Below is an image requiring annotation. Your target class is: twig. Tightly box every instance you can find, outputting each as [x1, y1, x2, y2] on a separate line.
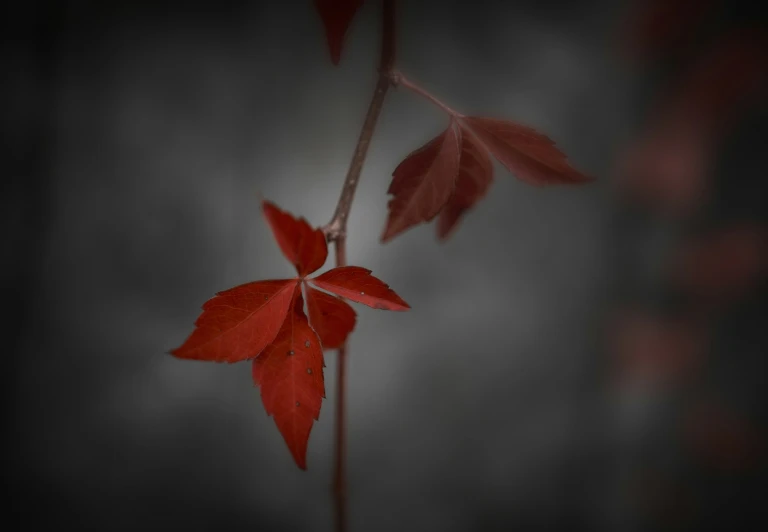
[327, 2, 396, 532]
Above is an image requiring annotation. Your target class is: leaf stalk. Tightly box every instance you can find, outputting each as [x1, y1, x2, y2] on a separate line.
[389, 70, 464, 118]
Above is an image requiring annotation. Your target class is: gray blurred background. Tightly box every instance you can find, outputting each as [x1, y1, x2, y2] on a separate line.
[5, 1, 767, 531]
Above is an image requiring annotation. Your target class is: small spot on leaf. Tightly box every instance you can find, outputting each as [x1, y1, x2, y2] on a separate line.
[288, 350, 294, 356]
[307, 368, 312, 375]
[304, 340, 311, 348]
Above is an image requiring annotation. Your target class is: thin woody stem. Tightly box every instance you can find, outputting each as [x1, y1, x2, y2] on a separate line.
[329, 2, 396, 532]
[324, 74, 391, 240]
[325, 0, 397, 241]
[332, 237, 348, 532]
[389, 70, 463, 118]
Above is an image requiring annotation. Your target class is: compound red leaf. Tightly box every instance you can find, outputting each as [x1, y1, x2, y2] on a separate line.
[304, 283, 356, 349]
[253, 291, 325, 470]
[171, 279, 297, 363]
[462, 117, 592, 186]
[309, 266, 409, 311]
[437, 126, 494, 240]
[381, 121, 462, 242]
[262, 201, 327, 277]
[314, 0, 363, 65]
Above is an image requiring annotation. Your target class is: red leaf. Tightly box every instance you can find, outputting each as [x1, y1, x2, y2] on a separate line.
[613, 33, 768, 216]
[620, 0, 714, 61]
[436, 126, 494, 240]
[462, 117, 592, 186]
[684, 401, 765, 472]
[173, 197, 411, 470]
[381, 121, 462, 242]
[253, 291, 325, 470]
[171, 279, 297, 363]
[304, 283, 356, 349]
[671, 224, 768, 304]
[609, 310, 707, 385]
[615, 119, 712, 215]
[310, 266, 410, 311]
[262, 201, 327, 277]
[314, 0, 363, 65]
[665, 32, 768, 130]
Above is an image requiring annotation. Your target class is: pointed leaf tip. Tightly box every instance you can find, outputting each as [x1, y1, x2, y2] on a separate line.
[462, 117, 593, 186]
[170, 279, 298, 363]
[310, 266, 410, 311]
[262, 200, 328, 277]
[314, 0, 363, 65]
[381, 121, 462, 242]
[253, 290, 325, 469]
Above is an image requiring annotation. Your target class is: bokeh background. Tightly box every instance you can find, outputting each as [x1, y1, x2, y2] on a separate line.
[5, 1, 767, 530]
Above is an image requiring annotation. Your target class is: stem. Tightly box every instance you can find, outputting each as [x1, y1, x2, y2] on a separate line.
[332, 237, 348, 532]
[328, 2, 396, 532]
[390, 70, 463, 118]
[324, 1, 397, 241]
[324, 74, 391, 240]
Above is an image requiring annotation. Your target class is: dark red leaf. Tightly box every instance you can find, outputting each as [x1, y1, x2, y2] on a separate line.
[314, 0, 363, 65]
[684, 401, 765, 472]
[609, 310, 707, 384]
[262, 201, 327, 277]
[436, 125, 494, 240]
[304, 283, 356, 349]
[620, 0, 714, 61]
[613, 33, 767, 216]
[671, 224, 768, 304]
[253, 291, 325, 470]
[659, 32, 768, 132]
[615, 119, 712, 215]
[381, 121, 462, 242]
[310, 266, 409, 311]
[462, 117, 592, 186]
[171, 279, 298, 363]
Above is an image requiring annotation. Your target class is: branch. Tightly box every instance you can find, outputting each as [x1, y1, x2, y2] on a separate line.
[328, 2, 396, 532]
[324, 2, 397, 242]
